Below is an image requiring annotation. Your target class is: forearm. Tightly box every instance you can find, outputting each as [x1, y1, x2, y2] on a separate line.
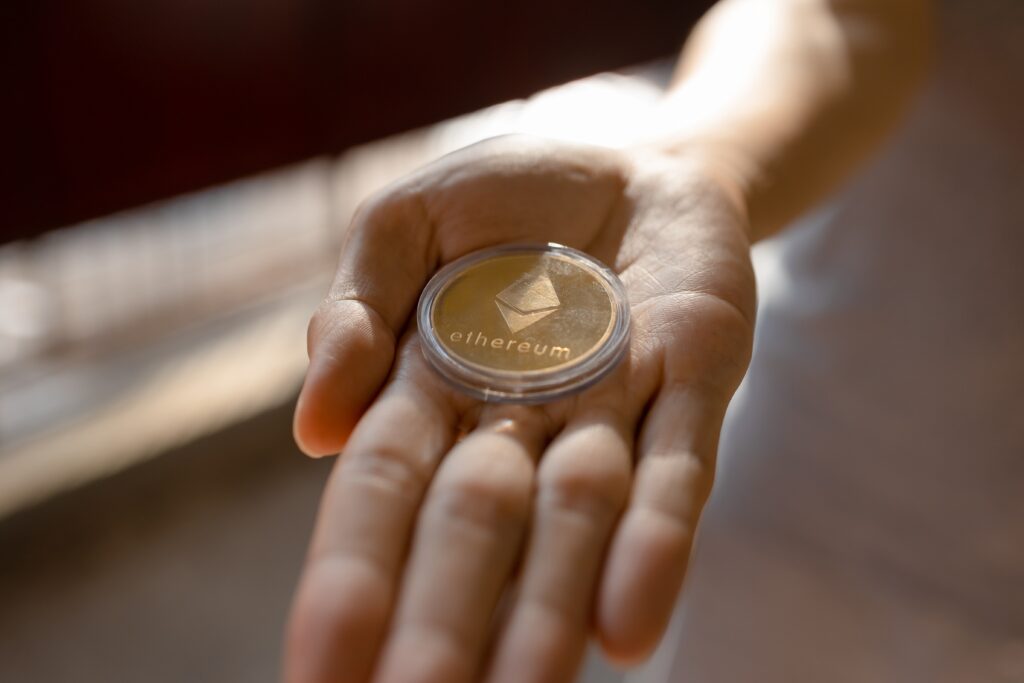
[646, 0, 932, 241]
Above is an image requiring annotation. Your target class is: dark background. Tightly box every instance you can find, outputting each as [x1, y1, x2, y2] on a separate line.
[3, 0, 708, 241]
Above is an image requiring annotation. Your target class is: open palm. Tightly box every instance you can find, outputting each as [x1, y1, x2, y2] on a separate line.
[286, 135, 755, 683]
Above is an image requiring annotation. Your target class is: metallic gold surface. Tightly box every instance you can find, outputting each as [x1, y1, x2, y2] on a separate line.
[432, 252, 616, 374]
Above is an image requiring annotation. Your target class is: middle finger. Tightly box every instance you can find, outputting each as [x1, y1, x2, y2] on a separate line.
[371, 404, 551, 683]
[483, 404, 634, 683]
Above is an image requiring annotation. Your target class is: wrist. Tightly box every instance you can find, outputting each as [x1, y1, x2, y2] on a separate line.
[625, 138, 758, 246]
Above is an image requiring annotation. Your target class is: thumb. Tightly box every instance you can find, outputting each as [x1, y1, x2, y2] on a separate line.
[294, 189, 437, 456]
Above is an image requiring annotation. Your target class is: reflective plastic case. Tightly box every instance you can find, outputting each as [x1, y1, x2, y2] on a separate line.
[417, 243, 630, 402]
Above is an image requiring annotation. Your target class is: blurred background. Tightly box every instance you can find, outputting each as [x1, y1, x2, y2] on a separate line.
[0, 1, 708, 681]
[5, 2, 1023, 682]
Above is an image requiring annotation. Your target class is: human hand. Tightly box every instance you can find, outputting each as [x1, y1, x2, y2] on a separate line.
[285, 135, 755, 683]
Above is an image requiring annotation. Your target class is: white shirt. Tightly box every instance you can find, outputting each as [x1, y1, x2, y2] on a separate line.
[644, 2, 1024, 680]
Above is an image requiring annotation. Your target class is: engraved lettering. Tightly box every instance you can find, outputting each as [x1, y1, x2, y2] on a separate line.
[445, 333, 573, 362]
[550, 346, 571, 360]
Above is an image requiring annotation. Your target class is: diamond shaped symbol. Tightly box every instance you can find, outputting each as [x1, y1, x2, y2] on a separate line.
[495, 271, 560, 333]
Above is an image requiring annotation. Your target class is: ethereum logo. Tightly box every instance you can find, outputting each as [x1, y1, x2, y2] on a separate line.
[495, 271, 561, 333]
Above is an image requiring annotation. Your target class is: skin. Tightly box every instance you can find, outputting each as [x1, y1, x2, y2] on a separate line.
[285, 1, 931, 681]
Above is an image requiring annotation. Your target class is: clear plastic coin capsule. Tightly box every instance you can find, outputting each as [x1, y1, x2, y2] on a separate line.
[417, 243, 631, 403]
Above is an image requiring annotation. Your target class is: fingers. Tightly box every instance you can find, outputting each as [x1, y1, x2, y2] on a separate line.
[595, 382, 728, 663]
[371, 405, 551, 683]
[284, 354, 459, 683]
[294, 189, 438, 456]
[586, 274, 752, 661]
[482, 404, 634, 683]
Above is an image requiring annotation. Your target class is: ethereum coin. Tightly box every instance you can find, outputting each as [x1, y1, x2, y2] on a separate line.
[417, 243, 631, 402]
[495, 271, 561, 333]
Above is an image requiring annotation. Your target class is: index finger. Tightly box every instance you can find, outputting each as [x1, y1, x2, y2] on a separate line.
[285, 341, 461, 683]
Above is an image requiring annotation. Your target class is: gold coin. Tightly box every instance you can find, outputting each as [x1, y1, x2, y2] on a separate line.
[418, 244, 630, 402]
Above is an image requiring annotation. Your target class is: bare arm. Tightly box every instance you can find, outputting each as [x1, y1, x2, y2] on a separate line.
[285, 3, 934, 682]
[650, 0, 932, 240]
